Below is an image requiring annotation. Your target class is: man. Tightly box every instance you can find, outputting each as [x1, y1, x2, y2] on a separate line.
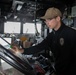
[11, 7, 76, 75]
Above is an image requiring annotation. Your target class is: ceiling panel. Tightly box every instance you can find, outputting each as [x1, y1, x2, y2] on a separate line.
[0, 0, 75, 23]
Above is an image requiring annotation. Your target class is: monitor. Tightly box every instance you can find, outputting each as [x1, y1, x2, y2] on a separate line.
[0, 37, 12, 49]
[23, 23, 41, 34]
[4, 21, 21, 34]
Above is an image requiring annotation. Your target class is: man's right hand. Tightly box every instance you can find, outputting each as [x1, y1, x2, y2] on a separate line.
[10, 46, 24, 54]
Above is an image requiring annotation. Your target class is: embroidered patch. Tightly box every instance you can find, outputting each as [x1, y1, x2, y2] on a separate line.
[60, 38, 64, 46]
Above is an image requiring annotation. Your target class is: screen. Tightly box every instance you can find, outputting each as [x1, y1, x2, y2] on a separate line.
[4, 22, 21, 33]
[23, 23, 41, 34]
[23, 23, 35, 34]
[0, 37, 12, 49]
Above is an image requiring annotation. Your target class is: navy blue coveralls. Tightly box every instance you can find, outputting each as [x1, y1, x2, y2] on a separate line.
[23, 22, 76, 75]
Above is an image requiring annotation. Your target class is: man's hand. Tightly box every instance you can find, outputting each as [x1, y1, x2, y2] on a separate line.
[10, 46, 24, 54]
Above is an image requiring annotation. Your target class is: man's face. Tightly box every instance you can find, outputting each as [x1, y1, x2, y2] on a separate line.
[44, 16, 60, 30]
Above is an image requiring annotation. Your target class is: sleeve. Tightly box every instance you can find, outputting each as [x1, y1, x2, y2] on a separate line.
[23, 33, 53, 55]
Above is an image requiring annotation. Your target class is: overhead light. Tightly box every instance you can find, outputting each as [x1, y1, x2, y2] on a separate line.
[17, 4, 22, 11]
[33, 19, 40, 22]
[14, 15, 17, 19]
[4, 16, 7, 19]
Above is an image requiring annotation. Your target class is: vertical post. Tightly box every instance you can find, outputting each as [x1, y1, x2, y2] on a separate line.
[20, 22, 23, 34]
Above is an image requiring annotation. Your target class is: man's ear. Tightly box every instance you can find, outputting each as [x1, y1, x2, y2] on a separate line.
[56, 16, 61, 21]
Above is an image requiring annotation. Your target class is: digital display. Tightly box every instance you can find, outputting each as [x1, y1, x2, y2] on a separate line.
[0, 37, 11, 49]
[23, 23, 41, 34]
[4, 22, 21, 33]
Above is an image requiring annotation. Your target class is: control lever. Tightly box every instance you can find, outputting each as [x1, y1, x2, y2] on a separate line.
[0, 44, 36, 75]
